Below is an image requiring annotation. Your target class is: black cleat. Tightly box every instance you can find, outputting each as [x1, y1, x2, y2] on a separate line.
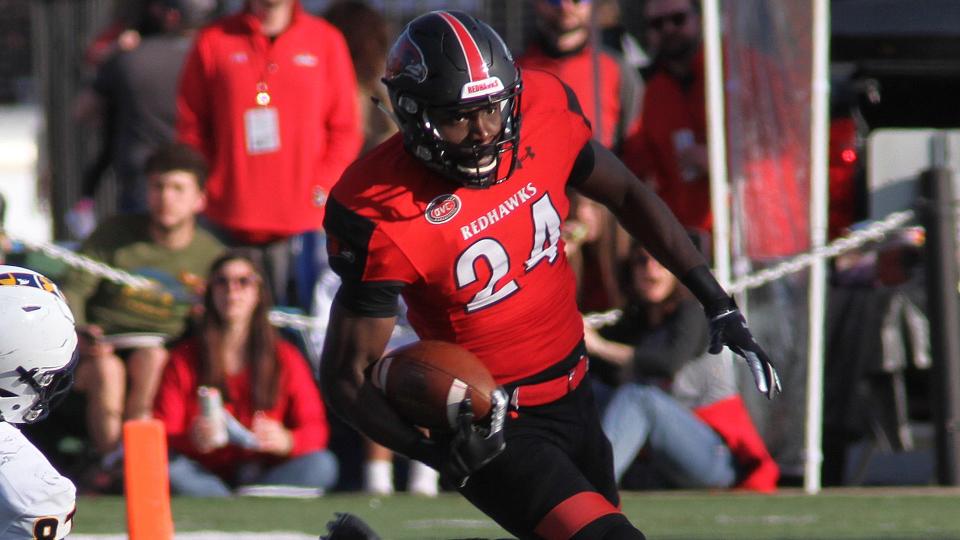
[321, 512, 381, 540]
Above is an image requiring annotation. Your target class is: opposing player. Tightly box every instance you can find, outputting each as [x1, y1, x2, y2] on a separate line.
[320, 11, 780, 539]
[0, 266, 79, 539]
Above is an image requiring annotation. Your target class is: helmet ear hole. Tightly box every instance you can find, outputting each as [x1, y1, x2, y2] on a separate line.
[398, 96, 418, 114]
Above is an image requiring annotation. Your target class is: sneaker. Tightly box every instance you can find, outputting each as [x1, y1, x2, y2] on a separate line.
[407, 460, 439, 497]
[362, 460, 393, 496]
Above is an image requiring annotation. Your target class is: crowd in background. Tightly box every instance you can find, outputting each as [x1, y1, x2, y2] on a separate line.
[4, 0, 927, 497]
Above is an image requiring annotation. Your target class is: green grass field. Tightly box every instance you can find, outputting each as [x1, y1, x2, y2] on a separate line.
[71, 488, 960, 539]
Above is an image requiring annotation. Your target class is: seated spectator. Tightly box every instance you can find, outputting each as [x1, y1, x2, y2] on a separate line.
[58, 143, 224, 488]
[154, 249, 338, 497]
[584, 244, 778, 491]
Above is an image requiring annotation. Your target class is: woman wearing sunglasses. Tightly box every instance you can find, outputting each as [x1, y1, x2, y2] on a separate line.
[154, 249, 338, 496]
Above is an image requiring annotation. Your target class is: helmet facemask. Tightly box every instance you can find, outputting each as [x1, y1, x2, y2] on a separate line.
[8, 349, 78, 424]
[404, 86, 523, 189]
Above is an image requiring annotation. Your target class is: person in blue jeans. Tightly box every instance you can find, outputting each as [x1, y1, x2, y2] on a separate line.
[154, 250, 338, 496]
[584, 244, 778, 491]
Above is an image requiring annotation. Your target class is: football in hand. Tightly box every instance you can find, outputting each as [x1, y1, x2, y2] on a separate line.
[370, 340, 497, 432]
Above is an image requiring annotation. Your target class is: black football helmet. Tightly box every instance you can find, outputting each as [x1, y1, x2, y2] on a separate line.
[383, 10, 523, 189]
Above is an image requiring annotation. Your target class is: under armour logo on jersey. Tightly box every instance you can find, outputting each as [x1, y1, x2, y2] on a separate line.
[425, 194, 462, 225]
[515, 146, 536, 169]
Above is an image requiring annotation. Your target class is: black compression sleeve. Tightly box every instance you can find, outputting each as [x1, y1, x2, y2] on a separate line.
[567, 142, 596, 187]
[680, 265, 734, 317]
[333, 281, 403, 318]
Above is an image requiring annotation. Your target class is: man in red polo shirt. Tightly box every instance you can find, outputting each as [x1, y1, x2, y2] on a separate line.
[177, 0, 362, 308]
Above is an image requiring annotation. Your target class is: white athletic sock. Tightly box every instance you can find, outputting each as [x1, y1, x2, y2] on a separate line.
[363, 459, 394, 495]
[407, 460, 439, 497]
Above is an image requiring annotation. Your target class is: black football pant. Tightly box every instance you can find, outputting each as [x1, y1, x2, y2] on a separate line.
[458, 350, 644, 539]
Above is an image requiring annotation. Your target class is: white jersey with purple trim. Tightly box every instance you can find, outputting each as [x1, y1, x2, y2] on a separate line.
[0, 422, 75, 539]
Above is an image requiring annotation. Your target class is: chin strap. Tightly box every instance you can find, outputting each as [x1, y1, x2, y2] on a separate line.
[371, 96, 403, 132]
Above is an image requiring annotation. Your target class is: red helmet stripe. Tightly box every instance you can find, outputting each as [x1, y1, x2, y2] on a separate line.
[437, 12, 488, 82]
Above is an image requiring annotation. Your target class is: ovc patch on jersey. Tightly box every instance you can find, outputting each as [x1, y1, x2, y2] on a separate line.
[425, 194, 462, 224]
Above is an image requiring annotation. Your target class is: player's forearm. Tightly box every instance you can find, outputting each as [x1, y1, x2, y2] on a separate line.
[352, 382, 435, 463]
[322, 368, 430, 462]
[616, 177, 708, 278]
[318, 308, 430, 464]
[578, 141, 708, 278]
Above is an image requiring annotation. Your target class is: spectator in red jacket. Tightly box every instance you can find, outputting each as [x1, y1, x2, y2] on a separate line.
[622, 0, 808, 260]
[154, 249, 337, 496]
[177, 0, 363, 310]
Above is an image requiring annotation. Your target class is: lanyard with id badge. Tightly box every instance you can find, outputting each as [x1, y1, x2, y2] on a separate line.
[245, 78, 281, 154]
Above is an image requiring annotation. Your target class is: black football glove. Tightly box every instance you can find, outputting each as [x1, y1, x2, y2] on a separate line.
[321, 512, 381, 540]
[708, 299, 782, 399]
[426, 388, 507, 488]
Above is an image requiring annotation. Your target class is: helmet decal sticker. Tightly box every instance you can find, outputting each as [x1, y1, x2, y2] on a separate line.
[385, 28, 428, 83]
[0, 272, 65, 300]
[437, 11, 488, 82]
[425, 194, 463, 224]
[461, 76, 504, 100]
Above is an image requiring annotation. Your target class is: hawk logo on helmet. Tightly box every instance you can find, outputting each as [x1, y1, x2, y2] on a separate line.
[385, 29, 427, 84]
[425, 194, 462, 224]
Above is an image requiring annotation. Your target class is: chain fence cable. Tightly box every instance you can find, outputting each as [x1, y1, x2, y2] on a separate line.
[584, 209, 916, 327]
[727, 209, 915, 294]
[6, 208, 916, 332]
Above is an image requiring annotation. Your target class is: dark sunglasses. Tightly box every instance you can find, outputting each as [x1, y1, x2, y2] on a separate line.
[544, 0, 590, 6]
[211, 275, 259, 289]
[649, 11, 689, 31]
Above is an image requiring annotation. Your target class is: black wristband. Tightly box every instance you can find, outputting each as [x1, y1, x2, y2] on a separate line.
[681, 265, 734, 317]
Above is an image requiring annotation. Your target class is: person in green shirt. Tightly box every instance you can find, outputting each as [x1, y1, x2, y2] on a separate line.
[60, 143, 224, 474]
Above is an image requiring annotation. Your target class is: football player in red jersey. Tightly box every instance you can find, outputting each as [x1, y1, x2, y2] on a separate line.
[319, 10, 780, 540]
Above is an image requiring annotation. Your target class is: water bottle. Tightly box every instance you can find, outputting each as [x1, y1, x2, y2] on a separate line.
[197, 386, 228, 449]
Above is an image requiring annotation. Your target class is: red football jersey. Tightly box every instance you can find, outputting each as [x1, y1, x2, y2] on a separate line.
[325, 70, 593, 384]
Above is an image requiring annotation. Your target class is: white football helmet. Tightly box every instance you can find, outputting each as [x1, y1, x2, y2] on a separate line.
[0, 265, 78, 424]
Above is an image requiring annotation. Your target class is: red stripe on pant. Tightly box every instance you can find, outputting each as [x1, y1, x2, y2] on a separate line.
[534, 491, 621, 539]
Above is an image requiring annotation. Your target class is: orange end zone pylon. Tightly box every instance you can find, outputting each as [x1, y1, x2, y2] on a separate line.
[123, 418, 174, 540]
